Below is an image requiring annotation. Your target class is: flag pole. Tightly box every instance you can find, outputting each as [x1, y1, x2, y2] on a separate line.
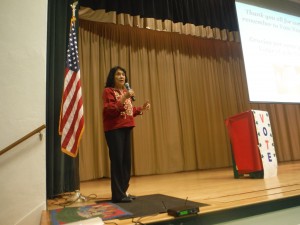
[63, 1, 87, 204]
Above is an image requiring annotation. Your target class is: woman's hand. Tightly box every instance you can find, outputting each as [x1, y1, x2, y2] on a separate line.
[124, 89, 134, 99]
[142, 100, 151, 111]
[121, 89, 135, 104]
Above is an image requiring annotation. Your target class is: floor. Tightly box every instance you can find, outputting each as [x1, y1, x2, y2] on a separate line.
[43, 161, 300, 225]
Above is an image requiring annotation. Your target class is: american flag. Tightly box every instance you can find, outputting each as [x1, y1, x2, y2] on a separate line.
[59, 17, 84, 157]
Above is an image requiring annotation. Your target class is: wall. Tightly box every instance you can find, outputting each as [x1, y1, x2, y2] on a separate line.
[0, 0, 47, 224]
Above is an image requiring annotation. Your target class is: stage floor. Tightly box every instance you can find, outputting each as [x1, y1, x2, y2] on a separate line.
[44, 161, 300, 225]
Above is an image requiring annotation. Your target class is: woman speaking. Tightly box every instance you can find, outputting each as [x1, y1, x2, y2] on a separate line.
[102, 66, 150, 203]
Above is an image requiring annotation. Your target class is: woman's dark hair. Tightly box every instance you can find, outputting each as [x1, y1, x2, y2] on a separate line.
[105, 66, 127, 88]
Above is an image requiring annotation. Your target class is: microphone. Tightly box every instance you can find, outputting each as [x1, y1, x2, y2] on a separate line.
[124, 82, 136, 101]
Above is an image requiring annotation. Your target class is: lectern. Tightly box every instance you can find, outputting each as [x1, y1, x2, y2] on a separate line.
[225, 110, 277, 178]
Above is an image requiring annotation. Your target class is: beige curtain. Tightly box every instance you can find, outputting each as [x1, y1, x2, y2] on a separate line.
[79, 8, 240, 42]
[78, 19, 300, 181]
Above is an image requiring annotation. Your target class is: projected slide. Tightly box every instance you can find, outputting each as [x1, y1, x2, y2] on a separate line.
[236, 2, 300, 103]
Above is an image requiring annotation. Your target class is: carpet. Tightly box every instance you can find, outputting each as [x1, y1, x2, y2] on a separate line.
[96, 194, 208, 219]
[50, 202, 132, 225]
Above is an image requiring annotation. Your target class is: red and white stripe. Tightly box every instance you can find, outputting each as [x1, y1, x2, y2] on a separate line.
[59, 68, 84, 157]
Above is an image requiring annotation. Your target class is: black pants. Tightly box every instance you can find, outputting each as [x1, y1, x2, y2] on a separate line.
[105, 127, 132, 201]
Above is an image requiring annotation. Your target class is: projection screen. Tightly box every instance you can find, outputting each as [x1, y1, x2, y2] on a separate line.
[235, 1, 300, 103]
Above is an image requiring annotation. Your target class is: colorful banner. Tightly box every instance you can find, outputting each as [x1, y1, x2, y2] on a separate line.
[252, 110, 278, 178]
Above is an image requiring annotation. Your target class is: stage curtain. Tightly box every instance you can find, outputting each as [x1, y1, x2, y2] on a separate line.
[77, 20, 251, 180]
[79, 0, 238, 30]
[73, 1, 300, 183]
[79, 8, 240, 42]
[46, 0, 80, 198]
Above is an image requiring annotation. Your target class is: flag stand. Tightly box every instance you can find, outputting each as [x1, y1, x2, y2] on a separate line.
[67, 190, 87, 203]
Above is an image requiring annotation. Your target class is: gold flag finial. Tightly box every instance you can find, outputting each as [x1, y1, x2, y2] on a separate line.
[70, 1, 78, 20]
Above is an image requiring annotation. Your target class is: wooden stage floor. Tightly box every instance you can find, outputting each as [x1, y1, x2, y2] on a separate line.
[44, 161, 300, 225]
